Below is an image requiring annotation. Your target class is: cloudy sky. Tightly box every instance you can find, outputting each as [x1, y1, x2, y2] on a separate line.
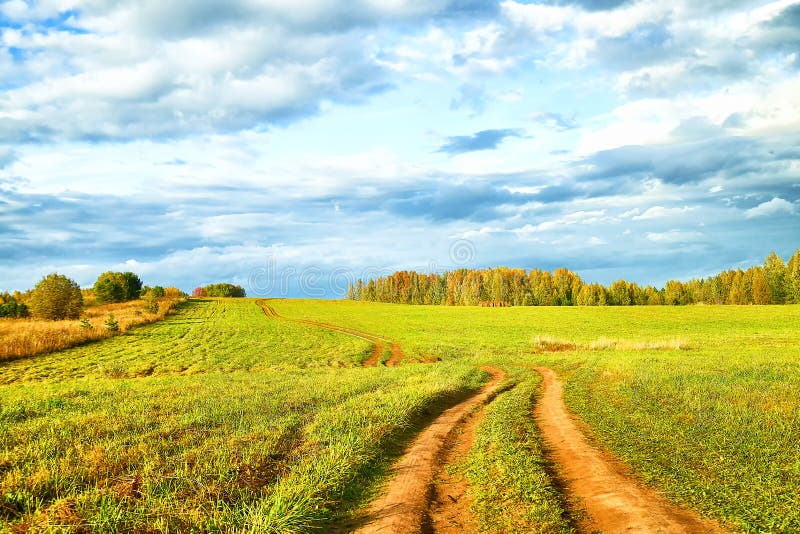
[1, 0, 799, 296]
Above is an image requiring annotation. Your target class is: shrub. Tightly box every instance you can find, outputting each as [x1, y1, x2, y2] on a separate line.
[164, 287, 186, 298]
[149, 286, 166, 298]
[93, 272, 126, 304]
[204, 283, 246, 298]
[93, 272, 144, 304]
[28, 274, 84, 320]
[104, 314, 120, 332]
[0, 293, 29, 318]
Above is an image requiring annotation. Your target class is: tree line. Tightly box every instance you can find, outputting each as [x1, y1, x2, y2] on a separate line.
[346, 249, 800, 306]
[2, 272, 187, 321]
[192, 283, 247, 298]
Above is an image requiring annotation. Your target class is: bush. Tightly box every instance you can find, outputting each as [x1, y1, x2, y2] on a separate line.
[148, 286, 166, 298]
[93, 272, 143, 303]
[204, 283, 246, 298]
[28, 274, 84, 320]
[164, 287, 186, 298]
[0, 293, 29, 318]
[104, 314, 120, 332]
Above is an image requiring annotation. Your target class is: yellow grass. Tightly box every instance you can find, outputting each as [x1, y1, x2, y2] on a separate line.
[531, 334, 691, 353]
[0, 298, 185, 362]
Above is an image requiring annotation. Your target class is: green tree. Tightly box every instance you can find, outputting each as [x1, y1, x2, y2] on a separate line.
[121, 272, 143, 300]
[28, 273, 84, 320]
[787, 249, 800, 304]
[93, 272, 127, 304]
[148, 286, 166, 298]
[751, 268, 770, 305]
[93, 271, 143, 303]
[0, 292, 29, 317]
[763, 252, 787, 304]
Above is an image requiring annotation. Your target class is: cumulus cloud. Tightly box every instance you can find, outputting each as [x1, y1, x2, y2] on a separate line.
[632, 206, 697, 220]
[744, 197, 797, 218]
[646, 230, 704, 243]
[580, 134, 800, 185]
[1, 0, 504, 143]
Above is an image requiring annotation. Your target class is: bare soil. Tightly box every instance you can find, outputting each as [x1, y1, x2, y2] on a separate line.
[427, 402, 485, 533]
[533, 366, 727, 534]
[355, 368, 505, 534]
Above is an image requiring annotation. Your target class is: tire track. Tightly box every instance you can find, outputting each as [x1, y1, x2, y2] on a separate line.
[256, 299, 403, 367]
[355, 367, 505, 534]
[532, 366, 727, 534]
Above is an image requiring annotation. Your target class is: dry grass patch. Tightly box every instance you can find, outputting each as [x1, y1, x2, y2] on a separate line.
[0, 298, 185, 363]
[531, 335, 691, 353]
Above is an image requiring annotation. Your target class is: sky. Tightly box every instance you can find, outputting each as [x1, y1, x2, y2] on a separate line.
[1, 0, 799, 297]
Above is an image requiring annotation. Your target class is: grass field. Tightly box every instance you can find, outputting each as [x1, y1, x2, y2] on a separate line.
[276, 299, 800, 532]
[2, 298, 799, 532]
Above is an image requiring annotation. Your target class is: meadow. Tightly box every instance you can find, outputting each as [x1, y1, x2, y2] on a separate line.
[276, 299, 800, 532]
[2, 298, 799, 532]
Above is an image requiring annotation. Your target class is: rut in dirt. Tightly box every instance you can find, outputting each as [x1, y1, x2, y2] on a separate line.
[256, 299, 403, 367]
[533, 366, 728, 534]
[355, 367, 506, 534]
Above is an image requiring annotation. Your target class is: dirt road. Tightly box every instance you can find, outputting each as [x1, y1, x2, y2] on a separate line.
[533, 366, 726, 534]
[355, 368, 505, 533]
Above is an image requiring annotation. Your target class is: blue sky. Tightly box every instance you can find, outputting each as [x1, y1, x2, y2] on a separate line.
[1, 0, 799, 297]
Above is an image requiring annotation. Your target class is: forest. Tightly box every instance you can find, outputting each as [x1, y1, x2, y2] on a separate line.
[347, 249, 800, 306]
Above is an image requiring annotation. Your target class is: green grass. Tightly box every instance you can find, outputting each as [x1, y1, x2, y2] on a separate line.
[553, 350, 800, 533]
[4, 298, 800, 532]
[277, 300, 800, 532]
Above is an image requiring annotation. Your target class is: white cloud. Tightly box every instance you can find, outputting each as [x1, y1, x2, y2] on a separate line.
[744, 197, 797, 218]
[646, 230, 704, 243]
[513, 210, 609, 235]
[632, 205, 696, 220]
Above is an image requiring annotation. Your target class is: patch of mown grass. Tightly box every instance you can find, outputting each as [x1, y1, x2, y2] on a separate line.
[0, 299, 372, 385]
[465, 365, 574, 533]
